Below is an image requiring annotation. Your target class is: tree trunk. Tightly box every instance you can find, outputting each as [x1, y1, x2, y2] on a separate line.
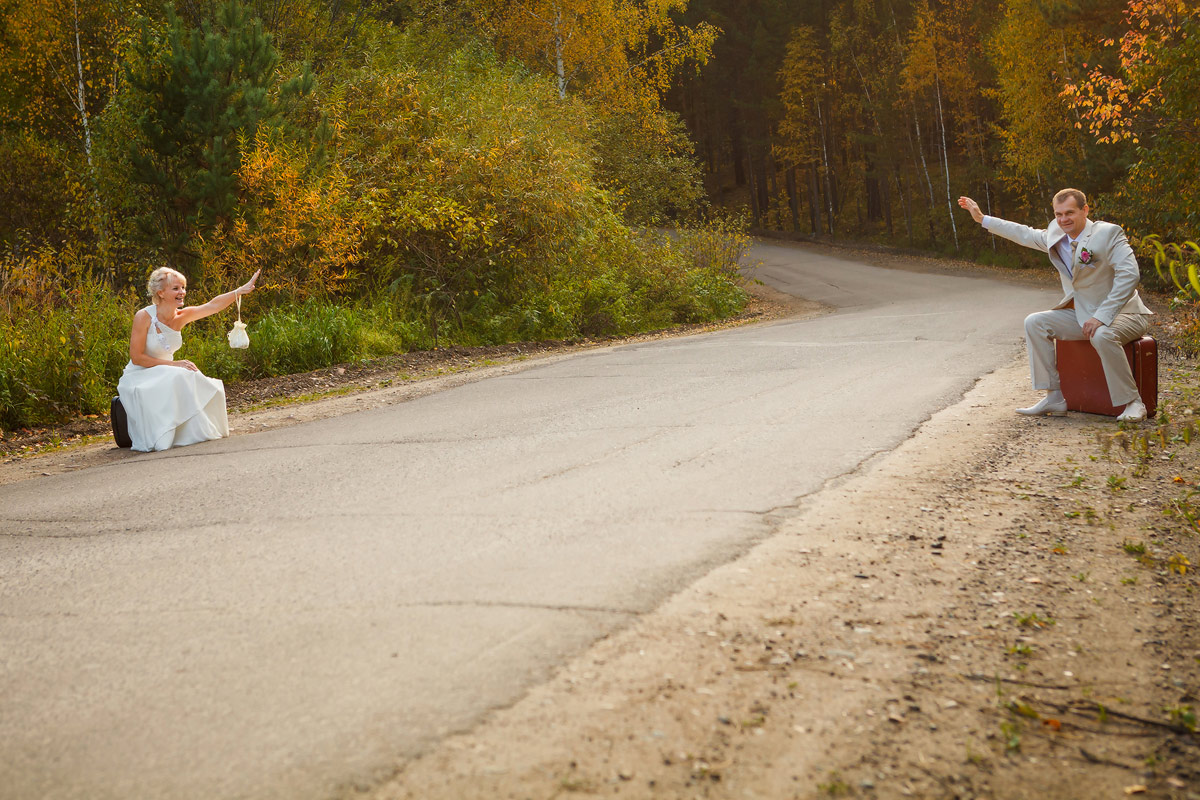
[766, 150, 780, 227]
[731, 115, 747, 187]
[895, 166, 912, 244]
[758, 153, 772, 225]
[71, 0, 108, 257]
[817, 99, 835, 235]
[913, 113, 937, 244]
[553, 8, 567, 99]
[808, 165, 821, 236]
[882, 169, 894, 237]
[932, 62, 959, 251]
[747, 155, 761, 227]
[786, 165, 800, 232]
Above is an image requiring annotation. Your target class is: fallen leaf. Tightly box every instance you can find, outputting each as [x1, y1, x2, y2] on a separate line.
[1124, 786, 1147, 795]
[1167, 777, 1186, 789]
[1042, 718, 1062, 731]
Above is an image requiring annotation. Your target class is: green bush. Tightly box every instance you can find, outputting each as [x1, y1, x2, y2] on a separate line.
[0, 271, 132, 430]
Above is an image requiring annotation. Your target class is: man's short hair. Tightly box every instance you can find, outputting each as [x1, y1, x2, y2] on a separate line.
[1053, 188, 1088, 209]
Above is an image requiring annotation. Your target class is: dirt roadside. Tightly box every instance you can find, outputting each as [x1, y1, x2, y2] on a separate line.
[364, 358, 1200, 800]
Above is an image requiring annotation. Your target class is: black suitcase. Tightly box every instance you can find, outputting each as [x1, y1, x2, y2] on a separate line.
[111, 396, 132, 448]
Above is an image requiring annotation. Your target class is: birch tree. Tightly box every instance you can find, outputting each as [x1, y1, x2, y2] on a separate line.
[476, 0, 717, 114]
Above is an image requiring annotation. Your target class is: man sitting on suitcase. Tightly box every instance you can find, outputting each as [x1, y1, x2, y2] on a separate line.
[958, 189, 1153, 421]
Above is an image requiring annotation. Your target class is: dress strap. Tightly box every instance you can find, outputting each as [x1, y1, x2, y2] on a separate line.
[146, 305, 170, 353]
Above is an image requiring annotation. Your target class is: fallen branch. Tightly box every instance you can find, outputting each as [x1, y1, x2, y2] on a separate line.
[960, 672, 1074, 690]
[1079, 747, 1140, 770]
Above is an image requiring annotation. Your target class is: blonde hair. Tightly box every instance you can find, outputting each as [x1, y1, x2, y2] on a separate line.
[147, 267, 186, 299]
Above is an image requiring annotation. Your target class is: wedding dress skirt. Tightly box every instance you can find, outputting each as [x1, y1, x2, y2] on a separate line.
[117, 305, 229, 452]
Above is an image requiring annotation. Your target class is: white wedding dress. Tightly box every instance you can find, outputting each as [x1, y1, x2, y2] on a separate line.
[117, 305, 229, 452]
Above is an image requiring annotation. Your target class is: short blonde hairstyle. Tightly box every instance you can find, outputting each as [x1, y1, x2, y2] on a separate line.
[147, 267, 186, 299]
[1053, 188, 1088, 210]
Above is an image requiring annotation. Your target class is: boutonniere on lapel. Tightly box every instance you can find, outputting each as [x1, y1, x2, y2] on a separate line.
[1078, 247, 1093, 265]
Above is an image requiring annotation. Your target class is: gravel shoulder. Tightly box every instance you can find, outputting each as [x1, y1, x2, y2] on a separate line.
[369, 356, 1200, 800]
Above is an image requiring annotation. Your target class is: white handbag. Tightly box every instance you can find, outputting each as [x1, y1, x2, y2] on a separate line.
[227, 295, 250, 349]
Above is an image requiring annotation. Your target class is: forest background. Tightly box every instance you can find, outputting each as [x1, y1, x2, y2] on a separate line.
[0, 0, 1197, 432]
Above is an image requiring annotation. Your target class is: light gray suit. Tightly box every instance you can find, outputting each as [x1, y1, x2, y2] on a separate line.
[984, 215, 1152, 406]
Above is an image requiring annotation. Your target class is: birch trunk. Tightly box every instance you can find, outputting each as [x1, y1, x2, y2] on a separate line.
[933, 63, 959, 250]
[786, 165, 800, 231]
[817, 99, 835, 235]
[71, 0, 94, 172]
[71, 0, 107, 251]
[554, 8, 567, 99]
[914, 113, 937, 243]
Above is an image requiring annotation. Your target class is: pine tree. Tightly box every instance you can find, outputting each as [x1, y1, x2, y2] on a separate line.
[126, 0, 312, 261]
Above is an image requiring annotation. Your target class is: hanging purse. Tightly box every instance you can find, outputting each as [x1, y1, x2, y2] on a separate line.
[227, 294, 250, 349]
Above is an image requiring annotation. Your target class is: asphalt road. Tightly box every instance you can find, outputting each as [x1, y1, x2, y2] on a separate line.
[0, 242, 1054, 799]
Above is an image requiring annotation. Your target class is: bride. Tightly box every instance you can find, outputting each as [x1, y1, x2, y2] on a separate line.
[117, 266, 260, 452]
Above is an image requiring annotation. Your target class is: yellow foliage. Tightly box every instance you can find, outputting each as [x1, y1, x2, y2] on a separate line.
[476, 0, 717, 122]
[775, 25, 825, 168]
[196, 130, 362, 298]
[1060, 0, 1191, 145]
[0, 0, 141, 140]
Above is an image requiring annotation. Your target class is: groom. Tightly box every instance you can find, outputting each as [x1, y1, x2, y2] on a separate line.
[958, 189, 1153, 421]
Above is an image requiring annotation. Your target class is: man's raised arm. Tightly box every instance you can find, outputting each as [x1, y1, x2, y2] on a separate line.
[958, 196, 1048, 254]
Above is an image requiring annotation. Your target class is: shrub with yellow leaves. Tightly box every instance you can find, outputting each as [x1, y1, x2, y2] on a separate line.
[196, 130, 362, 300]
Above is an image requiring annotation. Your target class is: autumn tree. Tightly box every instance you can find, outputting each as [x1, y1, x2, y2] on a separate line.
[0, 0, 138, 154]
[986, 0, 1091, 207]
[1062, 0, 1200, 240]
[476, 0, 717, 111]
[901, 0, 986, 250]
[124, 0, 314, 261]
[0, 0, 143, 252]
[776, 24, 831, 234]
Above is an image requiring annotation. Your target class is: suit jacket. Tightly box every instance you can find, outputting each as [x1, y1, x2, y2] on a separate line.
[985, 216, 1152, 326]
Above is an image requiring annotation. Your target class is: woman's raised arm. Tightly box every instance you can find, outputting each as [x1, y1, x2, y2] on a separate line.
[175, 269, 261, 327]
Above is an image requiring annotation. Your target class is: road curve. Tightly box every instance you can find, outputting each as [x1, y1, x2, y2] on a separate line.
[0, 242, 1055, 799]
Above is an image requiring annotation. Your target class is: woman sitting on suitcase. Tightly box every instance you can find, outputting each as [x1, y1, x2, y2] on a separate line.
[117, 267, 259, 452]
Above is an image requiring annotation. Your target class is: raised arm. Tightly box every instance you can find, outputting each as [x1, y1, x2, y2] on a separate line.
[959, 196, 1050, 254]
[175, 269, 260, 327]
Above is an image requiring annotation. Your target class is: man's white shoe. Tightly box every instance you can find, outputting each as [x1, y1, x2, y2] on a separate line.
[1116, 399, 1147, 422]
[1016, 395, 1068, 416]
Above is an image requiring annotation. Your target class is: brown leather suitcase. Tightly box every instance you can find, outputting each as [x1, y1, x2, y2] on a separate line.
[1055, 336, 1157, 418]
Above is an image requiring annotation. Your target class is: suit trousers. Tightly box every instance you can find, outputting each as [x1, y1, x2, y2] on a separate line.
[1024, 310, 1151, 406]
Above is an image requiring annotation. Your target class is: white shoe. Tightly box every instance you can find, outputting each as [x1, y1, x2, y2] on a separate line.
[1116, 399, 1147, 422]
[1016, 395, 1068, 416]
